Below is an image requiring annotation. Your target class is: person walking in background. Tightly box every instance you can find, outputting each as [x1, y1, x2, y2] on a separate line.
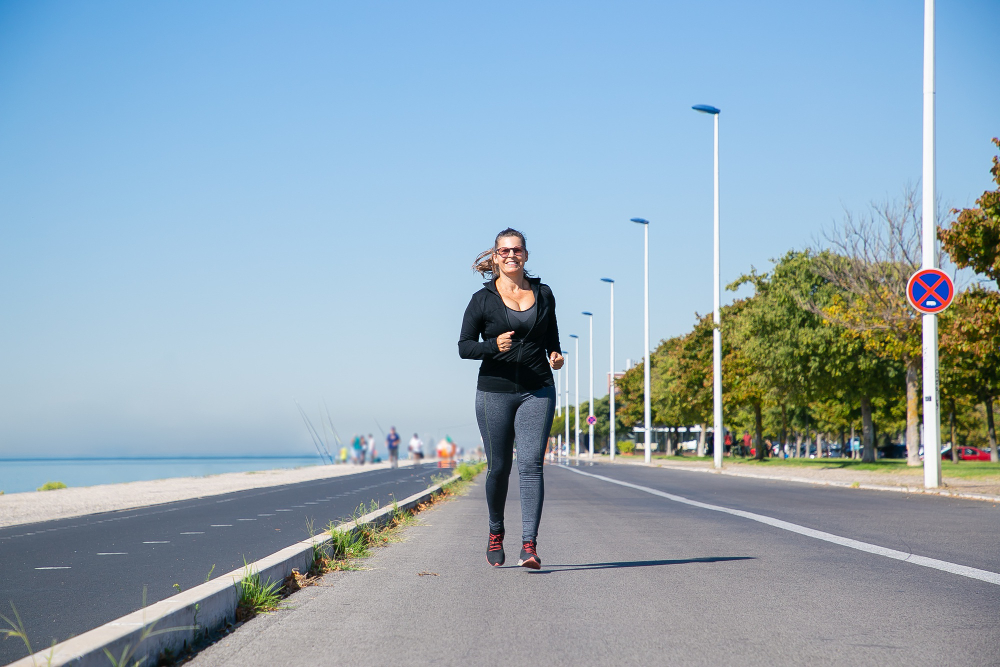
[351, 435, 362, 465]
[458, 228, 563, 570]
[386, 427, 400, 468]
[358, 435, 367, 465]
[409, 433, 424, 462]
[367, 434, 377, 464]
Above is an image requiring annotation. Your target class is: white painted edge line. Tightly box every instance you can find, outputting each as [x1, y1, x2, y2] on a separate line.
[9, 473, 462, 667]
[560, 465, 1000, 587]
[603, 457, 1000, 503]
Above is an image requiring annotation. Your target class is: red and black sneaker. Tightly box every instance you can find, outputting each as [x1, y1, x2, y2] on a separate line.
[518, 540, 541, 569]
[487, 530, 505, 567]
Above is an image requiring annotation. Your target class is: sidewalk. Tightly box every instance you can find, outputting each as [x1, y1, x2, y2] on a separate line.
[0, 459, 432, 529]
[186, 465, 993, 667]
[592, 455, 1000, 502]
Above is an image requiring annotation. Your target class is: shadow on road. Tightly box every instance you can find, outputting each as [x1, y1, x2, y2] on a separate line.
[528, 556, 754, 573]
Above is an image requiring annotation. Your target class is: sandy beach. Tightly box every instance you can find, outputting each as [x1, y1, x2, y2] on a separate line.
[0, 460, 426, 529]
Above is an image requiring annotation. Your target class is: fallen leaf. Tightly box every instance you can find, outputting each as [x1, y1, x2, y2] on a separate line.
[417, 571, 438, 576]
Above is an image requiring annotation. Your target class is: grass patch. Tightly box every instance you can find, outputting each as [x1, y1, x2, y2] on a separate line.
[36, 481, 67, 492]
[235, 559, 283, 622]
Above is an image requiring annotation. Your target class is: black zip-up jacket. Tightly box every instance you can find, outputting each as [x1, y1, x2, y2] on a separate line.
[458, 277, 561, 393]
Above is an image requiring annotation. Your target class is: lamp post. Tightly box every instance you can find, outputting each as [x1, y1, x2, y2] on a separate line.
[601, 278, 616, 460]
[583, 311, 594, 459]
[631, 218, 652, 463]
[563, 349, 570, 458]
[570, 334, 580, 458]
[922, 0, 942, 488]
[692, 103, 723, 470]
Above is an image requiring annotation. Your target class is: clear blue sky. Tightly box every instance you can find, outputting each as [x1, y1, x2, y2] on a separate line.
[1, 0, 997, 457]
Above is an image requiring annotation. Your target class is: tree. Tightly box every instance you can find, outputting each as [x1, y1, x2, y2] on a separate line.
[813, 187, 926, 466]
[939, 138, 1000, 462]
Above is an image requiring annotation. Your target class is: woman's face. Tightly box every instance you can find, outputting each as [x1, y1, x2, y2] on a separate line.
[494, 235, 527, 278]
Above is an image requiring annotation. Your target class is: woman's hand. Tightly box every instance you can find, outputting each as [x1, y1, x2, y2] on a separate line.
[548, 351, 564, 370]
[496, 331, 515, 352]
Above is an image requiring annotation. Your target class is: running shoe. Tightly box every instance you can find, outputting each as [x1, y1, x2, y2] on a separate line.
[517, 540, 541, 569]
[487, 530, 505, 567]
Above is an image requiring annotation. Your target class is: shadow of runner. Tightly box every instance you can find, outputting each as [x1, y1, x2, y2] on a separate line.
[526, 556, 754, 573]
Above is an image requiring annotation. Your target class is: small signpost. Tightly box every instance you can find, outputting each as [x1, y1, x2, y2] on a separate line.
[906, 268, 954, 314]
[587, 415, 597, 426]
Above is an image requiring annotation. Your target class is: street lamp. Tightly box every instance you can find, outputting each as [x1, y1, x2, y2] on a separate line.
[601, 278, 616, 460]
[570, 334, 580, 459]
[692, 103, 724, 470]
[631, 217, 652, 464]
[582, 311, 594, 459]
[563, 349, 570, 458]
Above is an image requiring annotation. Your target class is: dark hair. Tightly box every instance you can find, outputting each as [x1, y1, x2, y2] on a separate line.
[472, 228, 530, 278]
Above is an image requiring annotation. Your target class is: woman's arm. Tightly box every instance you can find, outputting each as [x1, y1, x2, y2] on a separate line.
[543, 287, 562, 357]
[458, 295, 499, 359]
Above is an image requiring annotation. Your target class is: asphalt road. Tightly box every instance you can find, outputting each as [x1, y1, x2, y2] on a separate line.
[0, 464, 447, 665]
[189, 461, 1000, 666]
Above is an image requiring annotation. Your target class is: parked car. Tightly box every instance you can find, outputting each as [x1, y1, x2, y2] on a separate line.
[954, 446, 992, 461]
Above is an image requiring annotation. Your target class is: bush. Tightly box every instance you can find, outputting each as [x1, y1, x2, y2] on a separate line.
[617, 441, 635, 455]
[37, 481, 67, 491]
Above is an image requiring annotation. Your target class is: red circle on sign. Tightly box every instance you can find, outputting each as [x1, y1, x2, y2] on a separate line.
[907, 269, 954, 314]
[587, 415, 597, 425]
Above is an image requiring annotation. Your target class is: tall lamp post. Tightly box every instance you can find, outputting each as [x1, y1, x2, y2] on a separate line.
[563, 349, 570, 458]
[922, 0, 942, 488]
[583, 311, 594, 459]
[601, 278, 616, 460]
[631, 218, 652, 463]
[692, 104, 723, 470]
[570, 334, 580, 458]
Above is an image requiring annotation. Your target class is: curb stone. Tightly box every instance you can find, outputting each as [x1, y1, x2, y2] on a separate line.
[8, 474, 460, 667]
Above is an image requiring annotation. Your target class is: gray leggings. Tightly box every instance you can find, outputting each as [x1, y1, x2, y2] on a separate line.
[475, 386, 556, 542]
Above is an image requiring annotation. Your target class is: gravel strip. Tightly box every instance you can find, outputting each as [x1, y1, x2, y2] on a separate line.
[0, 460, 427, 528]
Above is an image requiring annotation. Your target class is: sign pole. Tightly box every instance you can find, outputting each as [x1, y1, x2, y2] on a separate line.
[922, 0, 942, 488]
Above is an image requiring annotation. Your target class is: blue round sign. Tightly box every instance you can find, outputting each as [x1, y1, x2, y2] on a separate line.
[907, 269, 954, 314]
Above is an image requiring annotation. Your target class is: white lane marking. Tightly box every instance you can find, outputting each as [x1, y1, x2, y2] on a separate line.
[276, 509, 292, 512]
[97, 552, 128, 555]
[560, 466, 1000, 587]
[304, 502, 318, 505]
[35, 566, 71, 570]
[210, 524, 232, 527]
[143, 541, 170, 544]
[291, 505, 306, 508]
[237, 518, 256, 521]
[258, 513, 275, 517]
[180, 532, 204, 535]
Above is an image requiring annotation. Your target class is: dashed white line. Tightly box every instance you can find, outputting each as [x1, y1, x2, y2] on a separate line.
[143, 541, 170, 544]
[35, 566, 71, 570]
[180, 532, 204, 535]
[210, 524, 232, 527]
[97, 552, 128, 556]
[561, 466, 1000, 587]
[258, 513, 275, 517]
[237, 518, 256, 521]
[276, 509, 292, 512]
[304, 502, 318, 505]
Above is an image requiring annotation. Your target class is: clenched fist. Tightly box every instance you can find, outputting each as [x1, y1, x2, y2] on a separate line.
[496, 331, 515, 352]
[548, 351, 564, 370]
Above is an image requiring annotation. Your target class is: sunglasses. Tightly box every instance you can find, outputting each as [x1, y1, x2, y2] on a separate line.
[495, 246, 525, 257]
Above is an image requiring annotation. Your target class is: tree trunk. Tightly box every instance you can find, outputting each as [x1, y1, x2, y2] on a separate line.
[986, 398, 999, 463]
[905, 358, 921, 467]
[949, 399, 959, 464]
[861, 395, 875, 463]
[697, 423, 707, 457]
[795, 431, 803, 458]
[754, 403, 765, 460]
[816, 432, 823, 459]
[839, 428, 845, 459]
[780, 406, 788, 457]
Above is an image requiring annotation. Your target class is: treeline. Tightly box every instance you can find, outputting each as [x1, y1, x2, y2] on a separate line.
[607, 139, 1000, 465]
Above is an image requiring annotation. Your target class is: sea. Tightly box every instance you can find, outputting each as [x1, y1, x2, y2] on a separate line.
[0, 456, 326, 495]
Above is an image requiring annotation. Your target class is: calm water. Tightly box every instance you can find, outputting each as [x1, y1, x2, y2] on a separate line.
[0, 456, 326, 495]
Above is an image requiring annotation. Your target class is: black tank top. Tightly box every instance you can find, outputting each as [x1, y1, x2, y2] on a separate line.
[506, 302, 536, 337]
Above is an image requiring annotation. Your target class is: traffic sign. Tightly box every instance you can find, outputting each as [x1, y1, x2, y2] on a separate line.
[587, 415, 597, 425]
[907, 269, 954, 314]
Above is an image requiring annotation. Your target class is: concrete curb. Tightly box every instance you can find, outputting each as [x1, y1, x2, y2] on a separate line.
[591, 457, 1000, 503]
[8, 474, 461, 667]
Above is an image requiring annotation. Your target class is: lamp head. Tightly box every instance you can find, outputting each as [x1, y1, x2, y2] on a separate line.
[630, 217, 649, 225]
[582, 311, 593, 317]
[600, 278, 614, 284]
[569, 334, 579, 339]
[692, 104, 720, 115]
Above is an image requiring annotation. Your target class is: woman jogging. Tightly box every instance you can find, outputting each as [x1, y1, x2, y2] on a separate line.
[458, 228, 563, 569]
